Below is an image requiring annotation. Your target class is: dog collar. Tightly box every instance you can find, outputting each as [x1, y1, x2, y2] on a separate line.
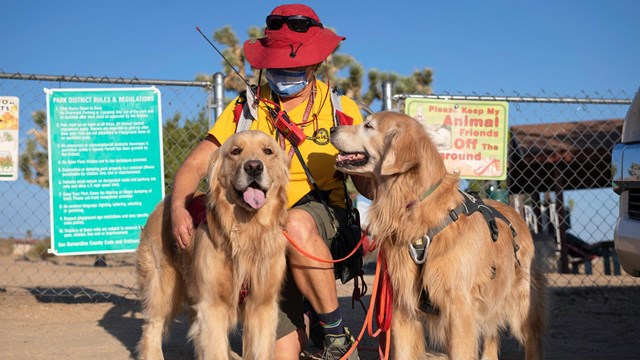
[405, 176, 444, 210]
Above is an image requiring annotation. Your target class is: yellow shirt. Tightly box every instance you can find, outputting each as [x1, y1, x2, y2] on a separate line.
[209, 79, 363, 209]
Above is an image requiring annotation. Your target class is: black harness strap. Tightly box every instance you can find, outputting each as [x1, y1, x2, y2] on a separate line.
[412, 190, 522, 316]
[410, 190, 521, 266]
[458, 191, 518, 240]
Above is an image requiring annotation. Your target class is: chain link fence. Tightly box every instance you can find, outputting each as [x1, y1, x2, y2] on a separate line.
[394, 91, 636, 288]
[0, 72, 637, 301]
[0, 72, 212, 299]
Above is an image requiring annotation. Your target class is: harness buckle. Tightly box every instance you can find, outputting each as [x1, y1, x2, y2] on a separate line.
[449, 209, 459, 221]
[409, 235, 431, 265]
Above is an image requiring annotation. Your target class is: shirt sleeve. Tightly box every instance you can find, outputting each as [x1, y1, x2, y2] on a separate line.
[208, 95, 241, 145]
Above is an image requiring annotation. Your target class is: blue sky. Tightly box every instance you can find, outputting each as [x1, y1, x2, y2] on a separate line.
[1, 0, 638, 241]
[2, 0, 639, 96]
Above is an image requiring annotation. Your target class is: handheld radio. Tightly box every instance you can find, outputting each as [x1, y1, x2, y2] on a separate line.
[270, 109, 306, 147]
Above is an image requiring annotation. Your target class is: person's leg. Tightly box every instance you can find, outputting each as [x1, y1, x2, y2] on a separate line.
[272, 204, 337, 359]
[286, 208, 339, 315]
[273, 268, 306, 359]
[287, 203, 359, 359]
[274, 328, 306, 360]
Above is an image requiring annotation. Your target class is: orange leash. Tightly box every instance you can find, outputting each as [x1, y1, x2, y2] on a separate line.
[283, 229, 393, 359]
[339, 249, 392, 360]
[282, 229, 365, 264]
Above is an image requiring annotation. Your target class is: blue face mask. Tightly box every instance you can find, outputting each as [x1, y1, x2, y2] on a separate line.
[265, 68, 309, 97]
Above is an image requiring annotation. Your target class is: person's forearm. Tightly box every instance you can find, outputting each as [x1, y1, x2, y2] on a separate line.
[170, 136, 220, 212]
[170, 161, 204, 212]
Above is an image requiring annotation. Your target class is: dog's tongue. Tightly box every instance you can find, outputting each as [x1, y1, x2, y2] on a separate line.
[243, 187, 266, 209]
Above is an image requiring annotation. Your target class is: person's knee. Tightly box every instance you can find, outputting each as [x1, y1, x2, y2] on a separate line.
[286, 209, 334, 266]
[286, 209, 318, 246]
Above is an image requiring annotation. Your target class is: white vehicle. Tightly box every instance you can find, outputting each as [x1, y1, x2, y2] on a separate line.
[612, 88, 640, 276]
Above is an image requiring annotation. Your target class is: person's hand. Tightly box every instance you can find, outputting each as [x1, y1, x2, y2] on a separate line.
[171, 206, 194, 249]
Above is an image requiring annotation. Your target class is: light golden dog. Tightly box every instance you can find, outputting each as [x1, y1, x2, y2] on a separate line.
[136, 130, 289, 360]
[331, 112, 546, 359]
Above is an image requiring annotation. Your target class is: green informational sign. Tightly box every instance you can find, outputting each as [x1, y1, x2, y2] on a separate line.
[46, 88, 164, 255]
[405, 98, 509, 180]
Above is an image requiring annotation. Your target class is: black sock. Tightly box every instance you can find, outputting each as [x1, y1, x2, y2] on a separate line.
[317, 307, 344, 336]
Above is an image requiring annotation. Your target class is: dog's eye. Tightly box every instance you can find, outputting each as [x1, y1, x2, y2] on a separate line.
[264, 147, 274, 155]
[364, 122, 374, 129]
[231, 147, 242, 155]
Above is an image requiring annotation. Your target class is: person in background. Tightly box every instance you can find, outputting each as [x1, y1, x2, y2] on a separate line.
[170, 4, 372, 359]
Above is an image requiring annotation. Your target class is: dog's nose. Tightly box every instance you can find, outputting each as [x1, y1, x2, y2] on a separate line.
[244, 160, 263, 177]
[330, 126, 338, 134]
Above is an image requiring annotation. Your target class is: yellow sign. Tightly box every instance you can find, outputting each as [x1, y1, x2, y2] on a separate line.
[0, 96, 19, 181]
[405, 98, 508, 180]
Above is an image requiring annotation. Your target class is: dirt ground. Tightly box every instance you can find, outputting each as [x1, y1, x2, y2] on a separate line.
[1, 255, 640, 360]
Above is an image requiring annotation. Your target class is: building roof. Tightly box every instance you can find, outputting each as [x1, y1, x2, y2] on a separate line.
[508, 119, 623, 193]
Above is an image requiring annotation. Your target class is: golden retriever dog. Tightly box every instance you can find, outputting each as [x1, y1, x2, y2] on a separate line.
[136, 130, 289, 360]
[331, 112, 546, 359]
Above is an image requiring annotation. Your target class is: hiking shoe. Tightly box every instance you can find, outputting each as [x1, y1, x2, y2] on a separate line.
[302, 327, 359, 360]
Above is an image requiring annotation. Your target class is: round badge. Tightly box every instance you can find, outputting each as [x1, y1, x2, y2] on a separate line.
[311, 128, 330, 145]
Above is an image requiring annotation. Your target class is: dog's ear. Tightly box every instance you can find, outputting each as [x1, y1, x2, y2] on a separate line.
[380, 125, 421, 176]
[276, 146, 291, 181]
[206, 148, 223, 202]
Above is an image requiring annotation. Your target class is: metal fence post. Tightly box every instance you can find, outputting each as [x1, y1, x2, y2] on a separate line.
[382, 81, 393, 111]
[212, 72, 225, 126]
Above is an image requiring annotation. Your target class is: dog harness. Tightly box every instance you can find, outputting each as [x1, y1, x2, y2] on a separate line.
[188, 194, 208, 226]
[408, 189, 521, 265]
[407, 186, 522, 315]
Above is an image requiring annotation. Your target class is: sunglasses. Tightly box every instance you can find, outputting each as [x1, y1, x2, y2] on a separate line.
[266, 15, 324, 33]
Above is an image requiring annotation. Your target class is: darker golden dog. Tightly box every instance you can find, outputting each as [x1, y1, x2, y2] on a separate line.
[331, 112, 546, 359]
[136, 130, 289, 360]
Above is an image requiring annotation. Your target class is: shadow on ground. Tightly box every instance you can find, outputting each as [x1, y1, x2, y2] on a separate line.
[27, 286, 195, 359]
[24, 284, 640, 360]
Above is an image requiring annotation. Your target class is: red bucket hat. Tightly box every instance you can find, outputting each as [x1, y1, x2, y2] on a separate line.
[243, 4, 346, 69]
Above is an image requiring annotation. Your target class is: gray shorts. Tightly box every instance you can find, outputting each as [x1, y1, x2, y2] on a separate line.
[275, 200, 348, 339]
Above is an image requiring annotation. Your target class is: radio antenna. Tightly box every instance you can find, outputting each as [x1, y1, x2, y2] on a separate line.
[195, 26, 252, 89]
